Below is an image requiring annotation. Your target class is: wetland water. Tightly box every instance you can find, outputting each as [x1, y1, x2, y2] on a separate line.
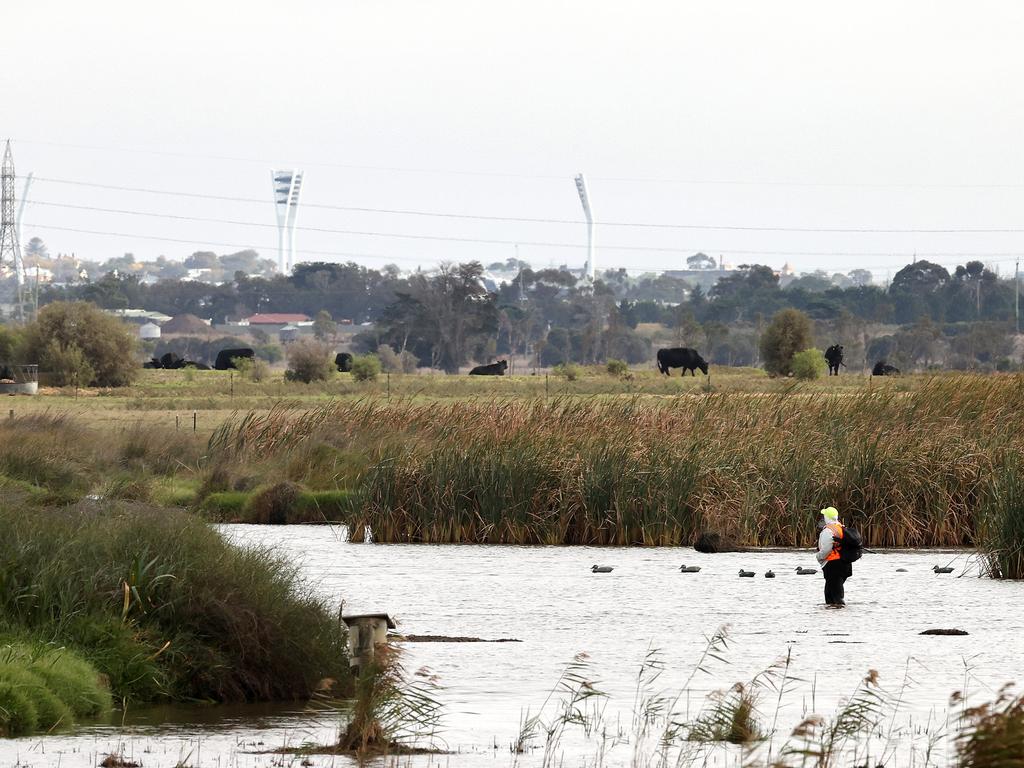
[3, 525, 1020, 767]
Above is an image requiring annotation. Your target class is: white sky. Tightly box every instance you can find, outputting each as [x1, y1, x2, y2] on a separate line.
[4, 0, 1024, 278]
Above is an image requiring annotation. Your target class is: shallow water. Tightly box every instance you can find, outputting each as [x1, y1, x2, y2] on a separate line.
[2, 525, 1019, 767]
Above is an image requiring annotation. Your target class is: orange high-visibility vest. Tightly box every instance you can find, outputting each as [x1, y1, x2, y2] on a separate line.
[826, 522, 844, 562]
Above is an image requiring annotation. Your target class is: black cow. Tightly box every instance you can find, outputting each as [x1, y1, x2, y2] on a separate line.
[160, 352, 185, 369]
[469, 360, 508, 376]
[335, 352, 353, 373]
[872, 361, 900, 376]
[656, 348, 708, 376]
[214, 347, 255, 371]
[824, 344, 845, 376]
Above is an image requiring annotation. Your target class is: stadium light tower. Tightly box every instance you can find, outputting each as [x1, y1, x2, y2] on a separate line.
[271, 169, 303, 274]
[574, 173, 595, 281]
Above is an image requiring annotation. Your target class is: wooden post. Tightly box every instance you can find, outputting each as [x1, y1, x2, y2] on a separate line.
[175, 415, 179, 431]
[545, 373, 549, 399]
[230, 370, 234, 399]
[193, 411, 197, 432]
[342, 613, 395, 675]
[387, 372, 390, 400]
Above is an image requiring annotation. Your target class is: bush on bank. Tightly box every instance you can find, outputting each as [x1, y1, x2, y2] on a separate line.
[0, 503, 349, 705]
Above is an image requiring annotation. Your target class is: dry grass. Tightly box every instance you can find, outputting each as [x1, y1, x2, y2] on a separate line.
[203, 375, 1024, 548]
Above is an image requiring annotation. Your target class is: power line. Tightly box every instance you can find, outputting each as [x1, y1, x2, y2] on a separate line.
[18, 138, 1024, 189]
[26, 177, 1024, 234]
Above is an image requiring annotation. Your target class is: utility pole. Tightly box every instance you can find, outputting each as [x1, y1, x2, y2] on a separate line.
[1016, 259, 1020, 335]
[0, 141, 25, 322]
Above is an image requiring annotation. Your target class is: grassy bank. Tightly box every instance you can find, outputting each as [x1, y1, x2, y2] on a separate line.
[0, 500, 350, 732]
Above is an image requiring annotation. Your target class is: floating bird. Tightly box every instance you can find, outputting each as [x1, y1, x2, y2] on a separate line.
[738, 569, 755, 577]
[795, 567, 817, 575]
[765, 570, 775, 578]
[933, 565, 955, 574]
[591, 565, 614, 573]
[679, 565, 701, 573]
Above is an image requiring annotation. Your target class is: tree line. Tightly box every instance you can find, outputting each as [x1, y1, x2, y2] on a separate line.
[37, 256, 1022, 373]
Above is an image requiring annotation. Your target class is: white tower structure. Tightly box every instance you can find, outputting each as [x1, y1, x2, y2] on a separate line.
[574, 173, 595, 281]
[271, 169, 303, 274]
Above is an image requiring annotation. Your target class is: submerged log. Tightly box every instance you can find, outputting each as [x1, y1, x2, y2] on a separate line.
[919, 628, 969, 636]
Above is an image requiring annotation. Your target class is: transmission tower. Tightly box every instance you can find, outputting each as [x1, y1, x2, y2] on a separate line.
[0, 141, 25, 321]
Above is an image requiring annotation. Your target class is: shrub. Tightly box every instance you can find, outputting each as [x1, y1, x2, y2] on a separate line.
[759, 308, 813, 377]
[234, 355, 270, 382]
[0, 503, 350, 703]
[553, 363, 582, 381]
[791, 348, 827, 380]
[285, 339, 334, 384]
[606, 359, 629, 377]
[245, 482, 302, 524]
[351, 354, 381, 382]
[23, 302, 137, 387]
[376, 344, 402, 373]
[255, 342, 283, 363]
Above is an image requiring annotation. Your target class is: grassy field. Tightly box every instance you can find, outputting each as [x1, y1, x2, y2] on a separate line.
[10, 365, 929, 432]
[2, 367, 1022, 563]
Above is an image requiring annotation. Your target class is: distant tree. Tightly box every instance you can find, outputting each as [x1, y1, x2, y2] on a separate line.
[23, 237, 48, 266]
[22, 301, 137, 387]
[890, 260, 951, 323]
[184, 251, 219, 270]
[848, 269, 873, 287]
[759, 308, 814, 377]
[687, 252, 717, 270]
[312, 310, 337, 341]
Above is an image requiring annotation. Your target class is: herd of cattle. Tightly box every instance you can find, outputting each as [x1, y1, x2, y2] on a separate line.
[143, 345, 902, 377]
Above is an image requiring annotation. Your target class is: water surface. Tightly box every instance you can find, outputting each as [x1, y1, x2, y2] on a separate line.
[2, 526, 1016, 767]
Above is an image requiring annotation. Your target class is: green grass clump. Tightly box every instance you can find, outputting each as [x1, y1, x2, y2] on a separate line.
[199, 490, 251, 520]
[0, 503, 349, 704]
[0, 640, 111, 737]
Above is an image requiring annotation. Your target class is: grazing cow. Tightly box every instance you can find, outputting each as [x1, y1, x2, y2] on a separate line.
[214, 347, 255, 371]
[656, 347, 709, 376]
[824, 345, 845, 376]
[872, 361, 900, 376]
[160, 352, 185, 370]
[335, 352, 353, 373]
[469, 359, 508, 376]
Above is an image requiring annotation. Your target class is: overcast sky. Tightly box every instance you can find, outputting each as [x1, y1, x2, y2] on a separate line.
[4, 0, 1024, 279]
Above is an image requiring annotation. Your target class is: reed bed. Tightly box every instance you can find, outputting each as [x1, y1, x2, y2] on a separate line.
[204, 375, 1024, 550]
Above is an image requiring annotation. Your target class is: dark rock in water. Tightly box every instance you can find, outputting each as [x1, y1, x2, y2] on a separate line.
[895, 568, 908, 572]
[693, 531, 741, 553]
[919, 629, 969, 636]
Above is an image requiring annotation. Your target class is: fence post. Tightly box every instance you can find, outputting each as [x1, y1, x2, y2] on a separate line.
[175, 415, 179, 431]
[8, 409, 12, 420]
[545, 373, 549, 399]
[387, 372, 390, 400]
[230, 370, 234, 399]
[193, 411, 197, 432]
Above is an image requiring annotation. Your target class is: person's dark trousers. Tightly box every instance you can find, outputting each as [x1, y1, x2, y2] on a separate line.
[823, 560, 852, 605]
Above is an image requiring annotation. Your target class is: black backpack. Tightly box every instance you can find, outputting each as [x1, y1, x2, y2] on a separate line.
[834, 525, 864, 563]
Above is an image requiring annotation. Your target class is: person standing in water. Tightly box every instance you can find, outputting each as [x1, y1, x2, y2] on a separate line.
[816, 506, 852, 607]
